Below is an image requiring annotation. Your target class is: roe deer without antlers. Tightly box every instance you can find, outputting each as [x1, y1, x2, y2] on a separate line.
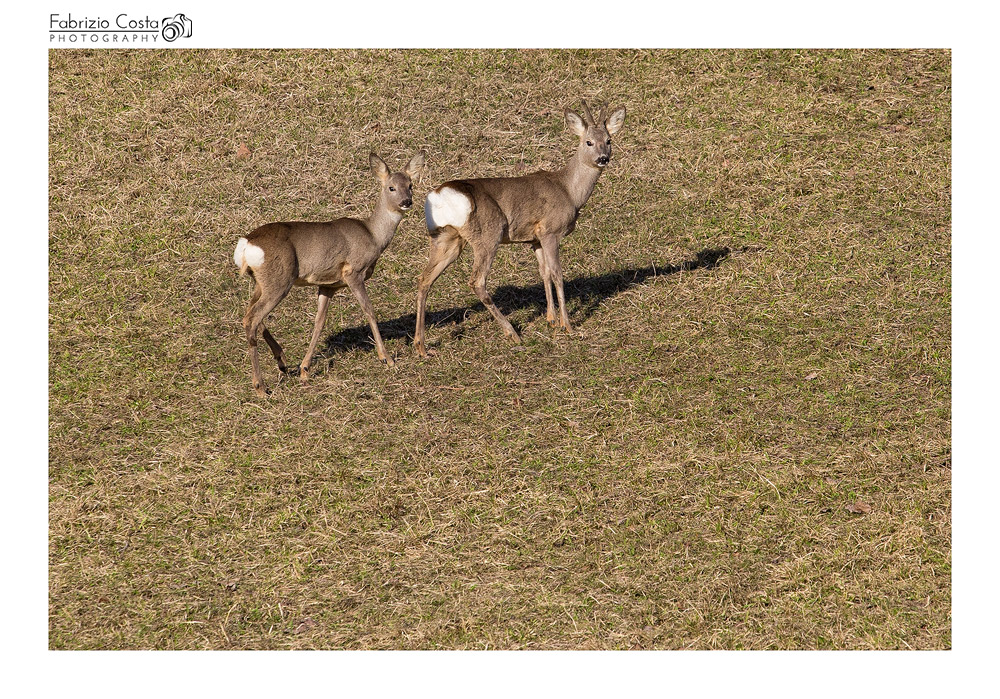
[234, 152, 425, 396]
[414, 100, 626, 356]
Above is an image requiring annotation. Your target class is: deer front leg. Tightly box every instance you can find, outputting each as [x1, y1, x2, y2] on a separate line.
[299, 285, 336, 381]
[344, 272, 394, 367]
[540, 235, 571, 333]
[532, 242, 557, 325]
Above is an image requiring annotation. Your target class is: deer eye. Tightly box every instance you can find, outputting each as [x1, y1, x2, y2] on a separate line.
[586, 140, 594, 146]
[389, 187, 396, 191]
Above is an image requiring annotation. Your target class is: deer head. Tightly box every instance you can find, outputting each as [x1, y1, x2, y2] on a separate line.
[370, 152, 425, 212]
[565, 100, 627, 169]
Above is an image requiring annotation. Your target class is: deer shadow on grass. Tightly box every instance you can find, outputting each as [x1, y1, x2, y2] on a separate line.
[317, 246, 734, 360]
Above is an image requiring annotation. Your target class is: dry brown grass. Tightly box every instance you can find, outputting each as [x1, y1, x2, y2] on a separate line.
[49, 49, 950, 649]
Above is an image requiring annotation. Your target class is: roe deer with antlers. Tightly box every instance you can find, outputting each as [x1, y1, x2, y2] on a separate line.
[234, 152, 424, 396]
[414, 101, 625, 356]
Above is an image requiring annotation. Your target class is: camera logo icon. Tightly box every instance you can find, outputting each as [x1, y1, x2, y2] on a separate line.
[161, 13, 192, 42]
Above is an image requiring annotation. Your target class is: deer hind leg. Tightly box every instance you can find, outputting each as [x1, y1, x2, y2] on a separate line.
[414, 230, 465, 357]
[532, 242, 557, 325]
[540, 235, 572, 332]
[243, 277, 294, 396]
[299, 285, 337, 381]
[470, 238, 521, 344]
[244, 284, 286, 371]
[260, 327, 287, 373]
[344, 270, 394, 367]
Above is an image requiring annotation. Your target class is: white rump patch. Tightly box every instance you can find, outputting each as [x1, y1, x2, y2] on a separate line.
[425, 187, 472, 231]
[234, 237, 265, 268]
[233, 238, 247, 267]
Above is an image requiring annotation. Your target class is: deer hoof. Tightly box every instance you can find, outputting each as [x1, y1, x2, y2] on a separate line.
[508, 332, 523, 345]
[381, 356, 396, 368]
[253, 383, 268, 397]
[298, 367, 310, 383]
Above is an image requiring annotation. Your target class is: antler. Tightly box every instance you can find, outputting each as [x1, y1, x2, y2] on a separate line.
[580, 100, 596, 126]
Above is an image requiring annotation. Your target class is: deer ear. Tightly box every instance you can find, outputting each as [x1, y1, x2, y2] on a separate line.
[565, 109, 587, 137]
[369, 153, 390, 182]
[605, 107, 626, 135]
[405, 152, 425, 179]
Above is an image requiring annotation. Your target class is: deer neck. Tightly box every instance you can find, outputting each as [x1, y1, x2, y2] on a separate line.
[365, 192, 403, 251]
[558, 148, 604, 211]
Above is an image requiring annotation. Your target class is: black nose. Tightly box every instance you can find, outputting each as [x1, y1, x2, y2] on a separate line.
[597, 155, 610, 165]
[402, 199, 412, 208]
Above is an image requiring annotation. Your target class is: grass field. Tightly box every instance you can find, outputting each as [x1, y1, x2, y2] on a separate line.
[48, 49, 951, 649]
